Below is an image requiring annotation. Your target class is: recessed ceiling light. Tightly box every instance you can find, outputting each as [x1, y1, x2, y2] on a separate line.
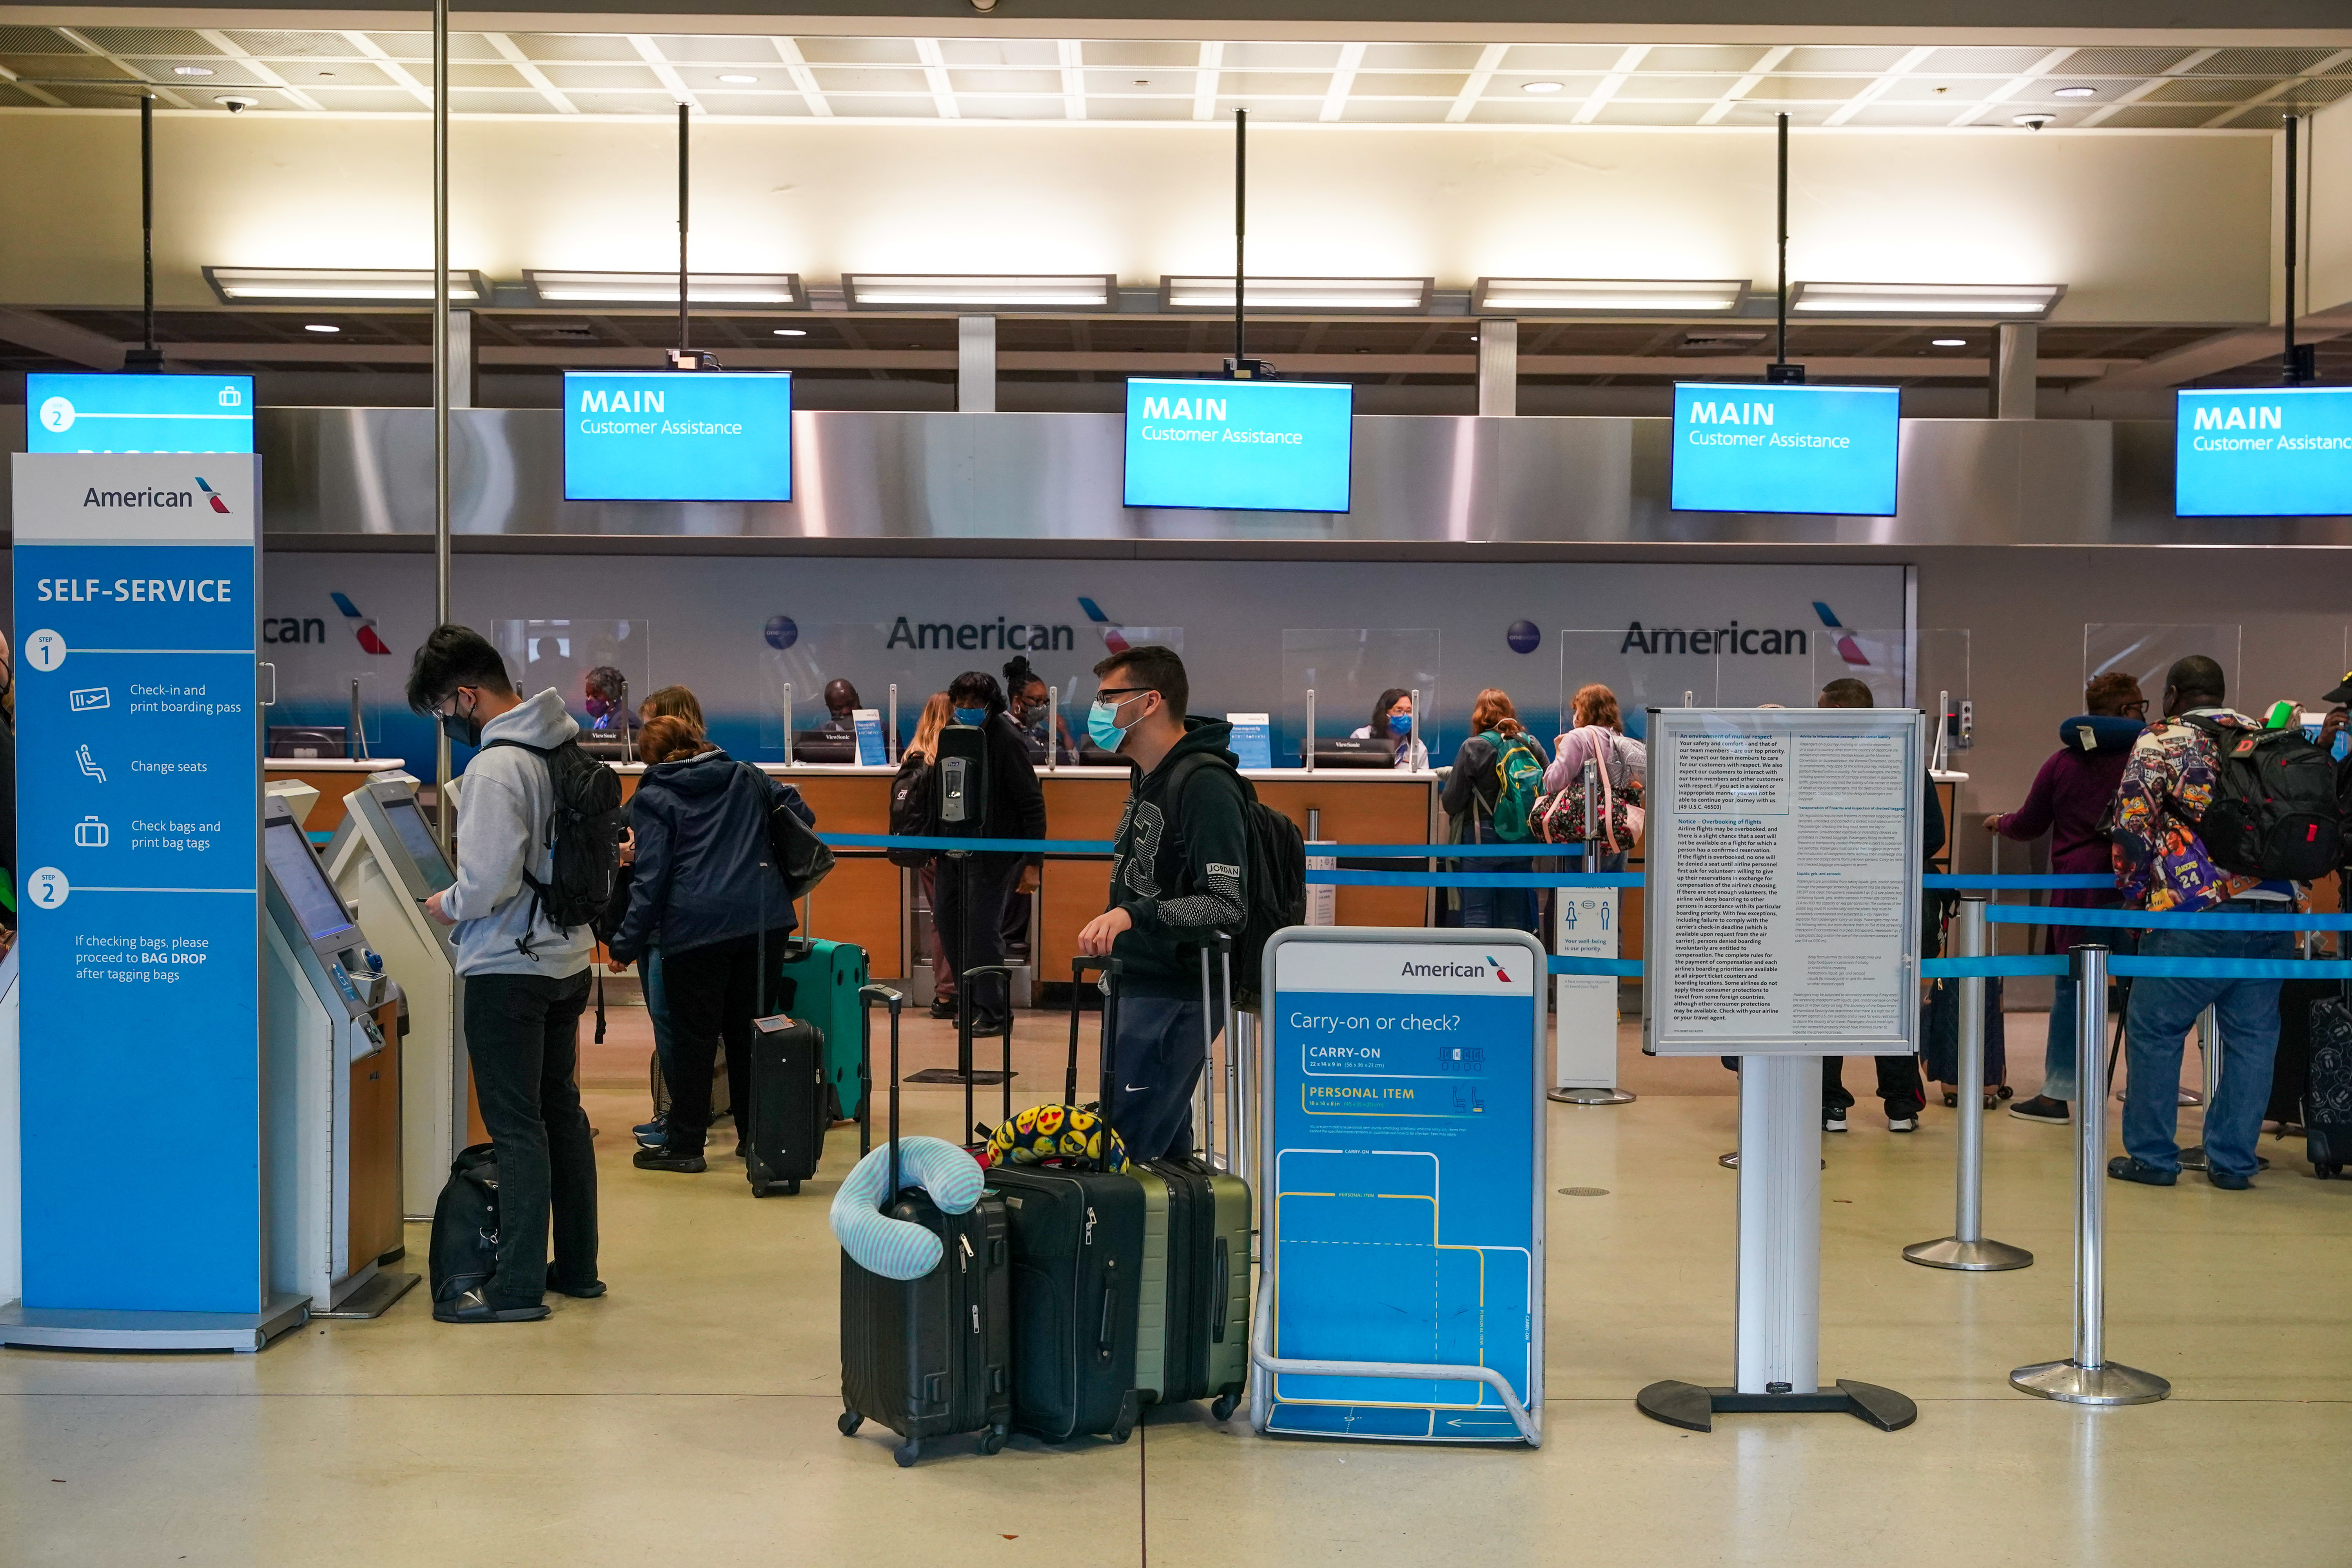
[719, 73, 758, 84]
[304, 323, 340, 333]
[1523, 80, 1564, 94]
[772, 328, 807, 336]
[1931, 338, 1966, 347]
[2052, 85, 2096, 98]
[172, 65, 214, 77]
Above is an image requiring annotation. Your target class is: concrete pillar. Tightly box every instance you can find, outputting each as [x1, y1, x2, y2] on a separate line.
[958, 315, 996, 413]
[1477, 318, 1517, 417]
[1992, 321, 2036, 419]
[445, 308, 474, 409]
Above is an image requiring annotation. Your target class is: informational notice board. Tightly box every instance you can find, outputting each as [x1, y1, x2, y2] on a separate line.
[11, 454, 262, 1310]
[1256, 928, 1545, 1442]
[1642, 706, 1923, 1056]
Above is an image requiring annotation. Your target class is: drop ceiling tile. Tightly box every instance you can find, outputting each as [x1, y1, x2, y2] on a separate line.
[305, 85, 423, 110]
[0, 25, 74, 52]
[559, 89, 682, 113]
[2101, 103, 2235, 127]
[354, 31, 501, 62]
[1594, 101, 1712, 124]
[796, 37, 921, 65]
[1361, 43, 1485, 69]
[1615, 74, 1741, 100]
[1741, 75, 1864, 102]
[646, 35, 784, 63]
[1332, 98, 1452, 122]
[2051, 45, 2202, 74]
[826, 94, 939, 117]
[1640, 44, 1775, 73]
[1209, 94, 1319, 119]
[1501, 44, 1633, 71]
[1085, 97, 1194, 120]
[1083, 68, 1192, 93]
[1076, 40, 1199, 67]
[1881, 79, 1994, 103]
[947, 69, 1061, 94]
[695, 91, 813, 116]
[449, 88, 560, 113]
[806, 65, 932, 93]
[2142, 76, 2270, 103]
[936, 38, 1059, 67]
[1779, 45, 1915, 73]
[2193, 46, 2335, 75]
[502, 33, 641, 62]
[1918, 46, 2057, 74]
[1215, 71, 1333, 96]
[220, 30, 359, 58]
[536, 62, 664, 90]
[1221, 42, 1341, 68]
[76, 27, 221, 55]
[1348, 71, 1468, 96]
[956, 94, 1067, 119]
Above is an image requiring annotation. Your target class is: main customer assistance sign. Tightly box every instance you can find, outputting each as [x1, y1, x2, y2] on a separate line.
[1123, 377, 1354, 512]
[563, 370, 793, 503]
[2175, 387, 2352, 517]
[1670, 382, 1900, 517]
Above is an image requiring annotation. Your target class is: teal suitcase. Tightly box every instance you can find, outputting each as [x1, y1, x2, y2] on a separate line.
[775, 938, 871, 1136]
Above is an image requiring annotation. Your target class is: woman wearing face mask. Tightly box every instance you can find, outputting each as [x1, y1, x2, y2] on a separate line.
[1351, 687, 1429, 770]
[933, 672, 1047, 1035]
[1002, 654, 1079, 765]
[583, 665, 639, 736]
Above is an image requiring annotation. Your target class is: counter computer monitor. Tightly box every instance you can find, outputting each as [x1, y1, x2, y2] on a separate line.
[269, 725, 347, 759]
[791, 732, 857, 763]
[266, 811, 358, 954]
[2174, 386, 2352, 517]
[1122, 377, 1354, 514]
[1669, 382, 1900, 517]
[379, 796, 456, 895]
[563, 370, 793, 503]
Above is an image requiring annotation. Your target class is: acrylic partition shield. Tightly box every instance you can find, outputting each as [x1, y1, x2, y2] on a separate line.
[1254, 927, 1545, 1443]
[1282, 629, 1441, 766]
[491, 619, 651, 742]
[1806, 626, 1969, 719]
[2084, 624, 2241, 714]
[10, 453, 263, 1312]
[1643, 706, 1924, 1057]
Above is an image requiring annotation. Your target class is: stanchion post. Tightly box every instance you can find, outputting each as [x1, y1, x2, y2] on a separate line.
[2011, 944, 2169, 1406]
[1552, 757, 1633, 1107]
[1305, 687, 1316, 773]
[782, 681, 795, 767]
[886, 683, 898, 765]
[1904, 893, 2031, 1270]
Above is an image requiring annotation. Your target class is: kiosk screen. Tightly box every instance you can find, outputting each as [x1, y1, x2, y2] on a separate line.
[267, 818, 358, 944]
[382, 797, 456, 893]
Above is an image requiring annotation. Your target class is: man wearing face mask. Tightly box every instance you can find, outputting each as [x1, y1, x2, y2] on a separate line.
[1076, 645, 1248, 1161]
[405, 625, 601, 1322]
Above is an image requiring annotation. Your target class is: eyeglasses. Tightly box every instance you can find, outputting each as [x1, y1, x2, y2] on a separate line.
[1096, 687, 1154, 699]
[2118, 700, 2151, 718]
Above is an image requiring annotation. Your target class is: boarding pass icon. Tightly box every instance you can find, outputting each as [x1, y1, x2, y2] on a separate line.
[69, 688, 109, 712]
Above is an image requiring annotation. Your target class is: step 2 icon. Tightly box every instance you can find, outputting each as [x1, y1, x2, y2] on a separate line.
[73, 815, 108, 848]
[27, 868, 68, 908]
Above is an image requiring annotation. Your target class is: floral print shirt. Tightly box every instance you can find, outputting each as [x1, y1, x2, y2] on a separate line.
[2111, 709, 2301, 912]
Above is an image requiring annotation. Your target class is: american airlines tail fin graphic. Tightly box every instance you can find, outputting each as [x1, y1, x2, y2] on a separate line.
[1078, 597, 1131, 654]
[1811, 601, 1870, 667]
[331, 591, 394, 655]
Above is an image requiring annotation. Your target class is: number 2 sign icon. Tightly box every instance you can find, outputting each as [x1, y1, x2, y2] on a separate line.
[28, 867, 68, 908]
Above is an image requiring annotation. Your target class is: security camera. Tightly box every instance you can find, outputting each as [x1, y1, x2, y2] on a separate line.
[2012, 112, 2055, 131]
[216, 94, 258, 113]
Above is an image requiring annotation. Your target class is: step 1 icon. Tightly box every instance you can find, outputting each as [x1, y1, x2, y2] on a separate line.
[73, 815, 107, 848]
[25, 630, 65, 673]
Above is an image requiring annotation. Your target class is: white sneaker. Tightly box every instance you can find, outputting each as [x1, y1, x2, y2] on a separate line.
[1888, 1115, 1919, 1133]
[1824, 1107, 1848, 1132]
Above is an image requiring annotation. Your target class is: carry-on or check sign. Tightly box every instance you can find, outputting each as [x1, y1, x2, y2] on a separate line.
[838, 984, 1015, 1466]
[1074, 950, 1252, 1420]
[744, 1013, 829, 1198]
[775, 936, 872, 1126]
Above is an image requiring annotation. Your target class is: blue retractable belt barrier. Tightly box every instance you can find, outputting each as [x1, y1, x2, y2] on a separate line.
[1546, 955, 1645, 977]
[1985, 904, 2352, 931]
[2108, 957, 2352, 980]
[1312, 869, 1644, 887]
[1920, 956, 2071, 978]
[1325, 842, 1586, 858]
[1923, 874, 2116, 890]
[820, 833, 1583, 858]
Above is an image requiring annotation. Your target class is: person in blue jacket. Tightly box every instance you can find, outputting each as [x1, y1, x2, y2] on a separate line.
[608, 714, 815, 1175]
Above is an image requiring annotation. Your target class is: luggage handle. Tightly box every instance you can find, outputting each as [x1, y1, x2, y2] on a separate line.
[860, 982, 906, 1211]
[1102, 957, 1124, 1115]
[961, 963, 1017, 1139]
[1098, 1279, 1117, 1353]
[1211, 1235, 1230, 1341]
[1068, 955, 1107, 1107]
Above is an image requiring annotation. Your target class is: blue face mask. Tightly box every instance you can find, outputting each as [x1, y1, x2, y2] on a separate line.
[1089, 694, 1139, 753]
[1387, 713, 1412, 738]
[953, 706, 987, 728]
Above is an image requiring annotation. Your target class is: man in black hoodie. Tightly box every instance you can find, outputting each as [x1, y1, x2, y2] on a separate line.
[1076, 645, 1249, 1161]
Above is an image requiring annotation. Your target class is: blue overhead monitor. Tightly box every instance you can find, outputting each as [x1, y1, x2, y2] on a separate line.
[2175, 387, 2352, 517]
[27, 372, 254, 454]
[1670, 382, 1901, 517]
[563, 370, 793, 502]
[1123, 377, 1354, 513]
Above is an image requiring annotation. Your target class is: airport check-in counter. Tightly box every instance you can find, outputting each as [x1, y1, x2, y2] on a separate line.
[261, 795, 414, 1317]
[263, 757, 410, 833]
[612, 761, 1440, 986]
[326, 770, 486, 1218]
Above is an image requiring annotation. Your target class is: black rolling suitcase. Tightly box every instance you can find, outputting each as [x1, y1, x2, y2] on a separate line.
[838, 984, 1014, 1466]
[2268, 978, 2338, 1129]
[2305, 988, 2352, 1178]
[744, 1013, 828, 1197]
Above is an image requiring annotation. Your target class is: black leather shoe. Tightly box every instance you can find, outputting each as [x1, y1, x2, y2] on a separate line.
[2207, 1168, 2253, 1191]
[928, 997, 956, 1020]
[2107, 1155, 2178, 1186]
[434, 1289, 552, 1325]
[634, 1146, 707, 1173]
[548, 1278, 608, 1299]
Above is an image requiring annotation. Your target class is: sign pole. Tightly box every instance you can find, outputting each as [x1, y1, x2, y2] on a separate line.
[1552, 757, 1633, 1106]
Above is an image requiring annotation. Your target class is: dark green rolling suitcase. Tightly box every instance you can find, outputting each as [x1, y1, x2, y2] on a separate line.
[776, 938, 871, 1135]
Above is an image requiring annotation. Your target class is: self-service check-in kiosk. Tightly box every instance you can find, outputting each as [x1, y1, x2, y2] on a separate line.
[325, 771, 481, 1218]
[261, 795, 417, 1318]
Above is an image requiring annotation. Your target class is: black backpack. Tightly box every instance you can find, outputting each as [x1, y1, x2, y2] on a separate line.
[887, 752, 938, 867]
[429, 1143, 502, 1315]
[2181, 715, 2343, 881]
[1167, 754, 1307, 1000]
[482, 736, 624, 948]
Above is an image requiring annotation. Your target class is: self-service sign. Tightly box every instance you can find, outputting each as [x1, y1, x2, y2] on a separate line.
[1256, 929, 1544, 1443]
[11, 454, 261, 1312]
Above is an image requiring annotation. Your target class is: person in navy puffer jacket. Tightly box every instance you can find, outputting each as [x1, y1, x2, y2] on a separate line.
[1983, 672, 2146, 1125]
[610, 715, 815, 1174]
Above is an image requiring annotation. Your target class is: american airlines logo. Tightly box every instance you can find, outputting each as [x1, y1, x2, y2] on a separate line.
[332, 592, 394, 654]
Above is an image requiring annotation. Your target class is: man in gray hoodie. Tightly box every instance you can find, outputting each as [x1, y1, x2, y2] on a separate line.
[408, 625, 601, 1323]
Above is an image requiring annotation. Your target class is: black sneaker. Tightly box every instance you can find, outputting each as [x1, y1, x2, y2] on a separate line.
[2207, 1168, 2253, 1191]
[2107, 1155, 2177, 1187]
[634, 1145, 708, 1173]
[928, 997, 956, 1020]
[2010, 1095, 2071, 1125]
[1823, 1107, 1848, 1133]
[548, 1278, 607, 1299]
[434, 1289, 552, 1325]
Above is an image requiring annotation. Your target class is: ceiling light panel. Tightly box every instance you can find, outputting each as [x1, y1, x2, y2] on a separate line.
[1160, 276, 1434, 313]
[526, 270, 808, 306]
[1472, 277, 1749, 315]
[842, 274, 1117, 309]
[1790, 281, 2065, 318]
[204, 266, 487, 303]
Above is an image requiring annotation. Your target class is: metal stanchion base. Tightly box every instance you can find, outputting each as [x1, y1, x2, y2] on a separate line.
[1635, 1378, 1917, 1433]
[310, 1270, 421, 1321]
[2009, 1358, 2170, 1405]
[1901, 1235, 2034, 1271]
[2176, 1145, 2269, 1174]
[902, 1067, 1013, 1086]
[1549, 1086, 1636, 1105]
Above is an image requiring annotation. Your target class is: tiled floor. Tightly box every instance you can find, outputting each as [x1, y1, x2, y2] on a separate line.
[3, 1004, 2347, 1565]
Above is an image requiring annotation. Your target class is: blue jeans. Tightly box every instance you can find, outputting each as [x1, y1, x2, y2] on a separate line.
[1458, 856, 1539, 939]
[2045, 974, 2079, 1102]
[643, 944, 676, 1097]
[2120, 899, 2293, 1180]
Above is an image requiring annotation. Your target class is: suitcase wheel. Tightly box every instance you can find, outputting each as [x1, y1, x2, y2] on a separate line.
[2319, 1163, 2343, 1181]
[894, 1438, 922, 1468]
[978, 1428, 1007, 1456]
[838, 1410, 863, 1437]
[1211, 1393, 1240, 1423]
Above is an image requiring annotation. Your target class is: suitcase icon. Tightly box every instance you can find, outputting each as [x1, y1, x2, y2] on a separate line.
[73, 816, 108, 848]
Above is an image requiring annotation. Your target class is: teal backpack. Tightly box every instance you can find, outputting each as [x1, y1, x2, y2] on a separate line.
[1483, 730, 1546, 843]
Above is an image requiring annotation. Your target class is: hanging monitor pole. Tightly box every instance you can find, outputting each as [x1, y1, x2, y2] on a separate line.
[1226, 109, 1270, 381]
[668, 103, 714, 370]
[1768, 113, 1803, 386]
[123, 95, 163, 371]
[431, 0, 452, 850]
[2283, 114, 2313, 386]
